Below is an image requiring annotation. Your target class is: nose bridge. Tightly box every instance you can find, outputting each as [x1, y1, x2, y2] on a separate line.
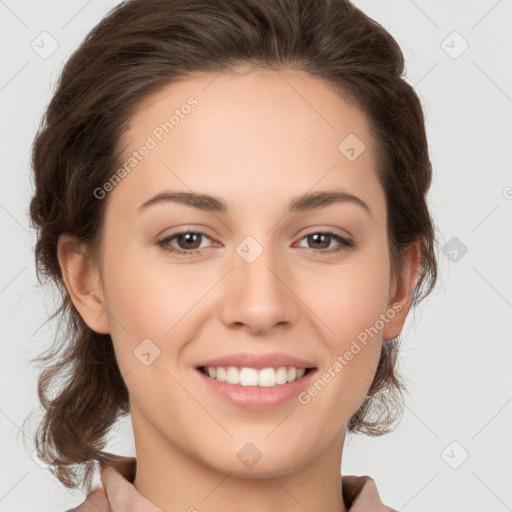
[235, 233, 285, 299]
[223, 233, 296, 332]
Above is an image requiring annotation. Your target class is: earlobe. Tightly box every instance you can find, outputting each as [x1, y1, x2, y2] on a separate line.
[382, 240, 421, 341]
[57, 234, 110, 334]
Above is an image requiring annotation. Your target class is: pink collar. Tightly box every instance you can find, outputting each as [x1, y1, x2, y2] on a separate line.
[69, 456, 396, 511]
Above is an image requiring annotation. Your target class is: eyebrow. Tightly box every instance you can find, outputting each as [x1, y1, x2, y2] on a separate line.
[137, 188, 372, 217]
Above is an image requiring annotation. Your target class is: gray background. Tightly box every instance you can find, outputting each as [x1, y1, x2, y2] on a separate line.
[1, 0, 511, 510]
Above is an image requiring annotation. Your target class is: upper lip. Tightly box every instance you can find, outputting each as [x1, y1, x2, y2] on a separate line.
[196, 352, 316, 370]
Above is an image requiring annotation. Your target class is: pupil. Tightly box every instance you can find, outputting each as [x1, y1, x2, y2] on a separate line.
[180, 233, 200, 249]
[310, 233, 329, 249]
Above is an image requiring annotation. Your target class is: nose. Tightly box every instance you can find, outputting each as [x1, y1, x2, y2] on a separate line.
[220, 239, 299, 335]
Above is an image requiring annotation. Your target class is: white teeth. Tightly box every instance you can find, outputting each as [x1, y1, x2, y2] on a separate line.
[240, 367, 259, 386]
[226, 367, 239, 384]
[287, 367, 297, 382]
[258, 368, 276, 387]
[201, 366, 308, 387]
[216, 367, 226, 382]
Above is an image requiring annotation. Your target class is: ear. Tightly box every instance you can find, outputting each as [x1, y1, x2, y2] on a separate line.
[382, 239, 421, 341]
[57, 233, 110, 334]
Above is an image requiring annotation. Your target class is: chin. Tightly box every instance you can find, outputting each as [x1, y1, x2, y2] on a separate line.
[195, 439, 316, 478]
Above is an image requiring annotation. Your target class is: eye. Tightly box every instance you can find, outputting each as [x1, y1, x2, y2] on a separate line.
[295, 231, 354, 254]
[157, 231, 215, 255]
[157, 230, 355, 256]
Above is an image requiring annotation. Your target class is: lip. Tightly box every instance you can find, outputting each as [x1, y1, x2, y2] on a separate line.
[195, 366, 318, 410]
[195, 351, 316, 370]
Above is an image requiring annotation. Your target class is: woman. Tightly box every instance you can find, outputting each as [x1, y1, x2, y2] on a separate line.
[27, 0, 438, 510]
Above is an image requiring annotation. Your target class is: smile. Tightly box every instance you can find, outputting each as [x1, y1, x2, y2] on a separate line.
[195, 365, 318, 410]
[198, 365, 314, 387]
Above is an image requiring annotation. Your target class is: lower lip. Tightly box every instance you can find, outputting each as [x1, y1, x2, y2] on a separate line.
[195, 368, 317, 410]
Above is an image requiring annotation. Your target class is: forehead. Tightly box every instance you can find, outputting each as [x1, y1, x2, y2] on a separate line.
[127, 66, 372, 148]
[109, 67, 383, 220]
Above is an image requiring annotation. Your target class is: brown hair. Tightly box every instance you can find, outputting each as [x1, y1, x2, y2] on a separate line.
[24, 0, 438, 493]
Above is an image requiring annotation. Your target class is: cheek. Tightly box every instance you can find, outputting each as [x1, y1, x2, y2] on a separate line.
[101, 232, 202, 335]
[99, 238, 222, 393]
[301, 240, 391, 347]
[298, 237, 391, 402]
[98, 236, 178, 379]
[297, 265, 389, 429]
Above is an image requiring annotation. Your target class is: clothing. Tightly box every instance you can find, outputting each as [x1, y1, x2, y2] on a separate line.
[66, 456, 397, 511]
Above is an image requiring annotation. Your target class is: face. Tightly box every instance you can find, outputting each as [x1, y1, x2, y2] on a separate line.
[67, 67, 411, 477]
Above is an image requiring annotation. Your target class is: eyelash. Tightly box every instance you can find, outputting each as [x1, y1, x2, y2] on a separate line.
[156, 230, 355, 256]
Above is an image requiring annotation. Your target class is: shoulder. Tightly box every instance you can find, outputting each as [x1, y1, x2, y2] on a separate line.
[64, 487, 111, 512]
[342, 474, 397, 512]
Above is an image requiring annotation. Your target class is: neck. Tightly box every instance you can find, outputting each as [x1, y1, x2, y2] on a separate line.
[131, 409, 348, 512]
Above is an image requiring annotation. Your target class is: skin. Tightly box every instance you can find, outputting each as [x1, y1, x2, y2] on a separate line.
[58, 66, 420, 512]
